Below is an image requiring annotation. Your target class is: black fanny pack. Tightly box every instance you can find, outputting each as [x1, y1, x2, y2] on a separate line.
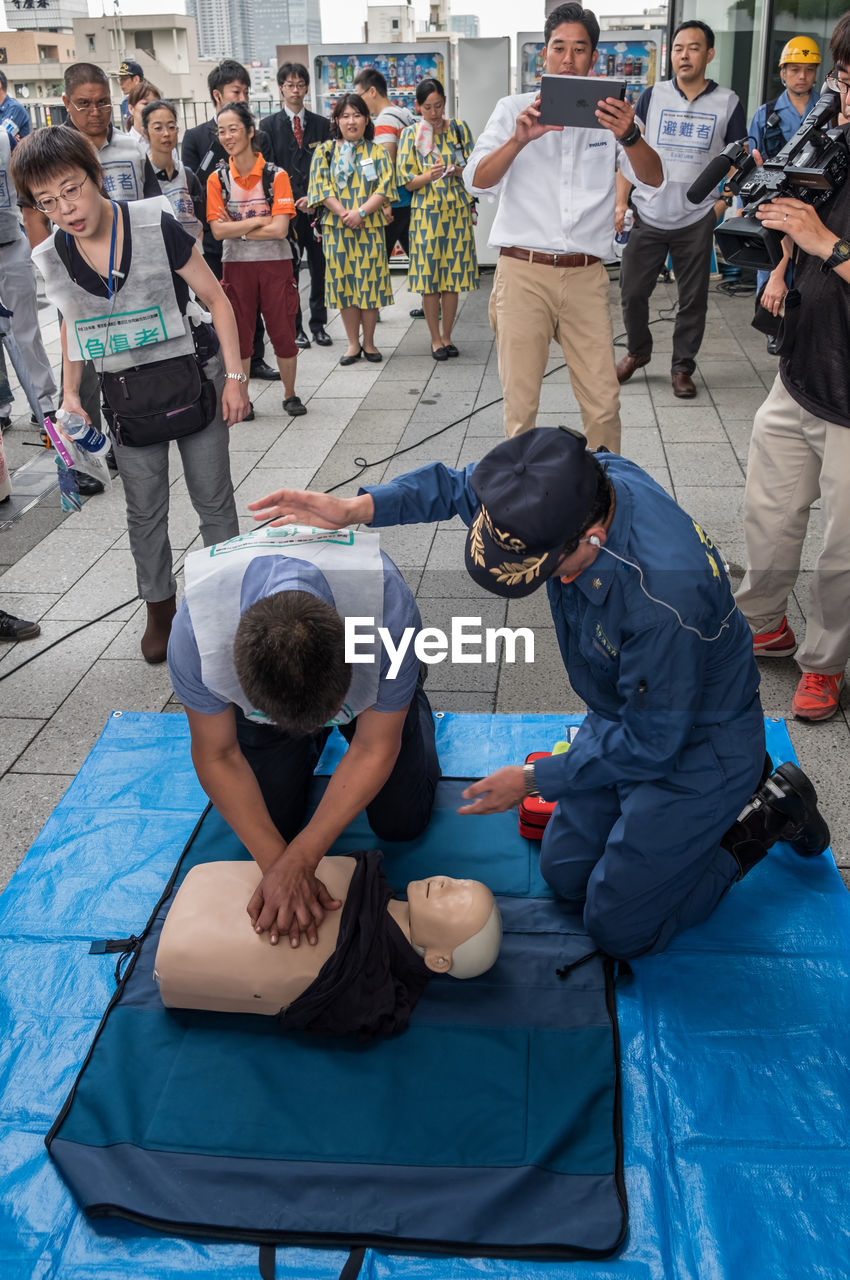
[101, 352, 217, 448]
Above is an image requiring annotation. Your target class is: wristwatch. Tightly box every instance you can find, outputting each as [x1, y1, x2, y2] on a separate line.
[619, 123, 641, 148]
[820, 237, 850, 273]
[357, 206, 368, 218]
[523, 762, 541, 797]
[225, 371, 248, 384]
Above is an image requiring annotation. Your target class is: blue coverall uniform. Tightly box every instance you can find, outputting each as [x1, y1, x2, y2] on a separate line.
[363, 453, 766, 957]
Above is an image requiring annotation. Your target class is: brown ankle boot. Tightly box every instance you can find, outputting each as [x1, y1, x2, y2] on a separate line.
[141, 595, 176, 664]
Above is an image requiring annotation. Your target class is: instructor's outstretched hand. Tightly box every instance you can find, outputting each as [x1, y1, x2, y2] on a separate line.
[248, 487, 375, 530]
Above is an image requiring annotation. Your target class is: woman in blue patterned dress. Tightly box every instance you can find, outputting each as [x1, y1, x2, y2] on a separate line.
[308, 93, 397, 365]
[396, 78, 478, 360]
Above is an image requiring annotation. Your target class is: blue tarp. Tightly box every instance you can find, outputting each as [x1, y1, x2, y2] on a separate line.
[1, 711, 849, 1279]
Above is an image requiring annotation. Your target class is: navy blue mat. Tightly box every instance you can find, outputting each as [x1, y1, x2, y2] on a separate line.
[47, 775, 626, 1262]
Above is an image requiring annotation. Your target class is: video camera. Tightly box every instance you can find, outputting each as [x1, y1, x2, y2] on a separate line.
[686, 89, 848, 271]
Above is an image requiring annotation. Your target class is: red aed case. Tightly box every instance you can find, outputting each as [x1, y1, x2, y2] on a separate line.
[518, 752, 556, 840]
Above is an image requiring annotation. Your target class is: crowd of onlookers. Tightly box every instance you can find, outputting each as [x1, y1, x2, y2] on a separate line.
[0, 0, 848, 728]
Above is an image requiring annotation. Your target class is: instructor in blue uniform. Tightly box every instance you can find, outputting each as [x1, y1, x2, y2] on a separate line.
[251, 428, 830, 959]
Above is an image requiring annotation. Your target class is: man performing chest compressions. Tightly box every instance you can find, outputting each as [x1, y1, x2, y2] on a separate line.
[167, 526, 440, 951]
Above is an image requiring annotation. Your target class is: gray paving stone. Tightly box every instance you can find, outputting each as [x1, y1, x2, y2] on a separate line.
[0, 770, 75, 885]
[494, 628, 585, 715]
[0, 718, 45, 773]
[0, 618, 122, 717]
[0, 591, 60, 620]
[13, 660, 174, 775]
[654, 407, 725, 441]
[43, 549, 139, 622]
[666, 443, 745, 489]
[341, 409, 413, 443]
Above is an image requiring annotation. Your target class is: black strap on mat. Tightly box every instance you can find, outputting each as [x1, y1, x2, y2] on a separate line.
[258, 1243, 276, 1279]
[340, 1246, 367, 1280]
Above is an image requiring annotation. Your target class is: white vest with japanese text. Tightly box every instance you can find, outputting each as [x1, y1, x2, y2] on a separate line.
[183, 525, 384, 727]
[97, 129, 150, 202]
[32, 198, 194, 371]
[157, 164, 202, 239]
[634, 79, 740, 229]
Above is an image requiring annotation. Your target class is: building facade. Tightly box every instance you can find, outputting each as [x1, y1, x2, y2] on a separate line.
[2, 0, 85, 34]
[449, 15, 480, 39]
[184, 0, 255, 66]
[249, 0, 321, 65]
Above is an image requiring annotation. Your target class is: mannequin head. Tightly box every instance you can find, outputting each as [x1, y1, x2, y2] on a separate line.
[405, 877, 501, 978]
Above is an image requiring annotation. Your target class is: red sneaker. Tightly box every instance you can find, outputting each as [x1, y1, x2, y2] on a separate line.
[791, 673, 845, 722]
[752, 616, 797, 658]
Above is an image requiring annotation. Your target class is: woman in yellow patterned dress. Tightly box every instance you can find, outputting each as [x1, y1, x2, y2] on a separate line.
[307, 93, 397, 365]
[397, 78, 478, 361]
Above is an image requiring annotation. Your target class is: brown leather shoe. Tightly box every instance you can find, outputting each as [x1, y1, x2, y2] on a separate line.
[615, 352, 650, 383]
[141, 594, 177, 664]
[671, 371, 697, 398]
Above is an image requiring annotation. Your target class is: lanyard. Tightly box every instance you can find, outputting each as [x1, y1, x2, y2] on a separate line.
[105, 200, 117, 300]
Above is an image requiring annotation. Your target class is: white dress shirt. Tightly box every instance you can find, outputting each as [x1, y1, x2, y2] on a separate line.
[284, 105, 307, 131]
[465, 91, 642, 258]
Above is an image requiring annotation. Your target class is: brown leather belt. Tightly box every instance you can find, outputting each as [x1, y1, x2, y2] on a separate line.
[499, 246, 600, 268]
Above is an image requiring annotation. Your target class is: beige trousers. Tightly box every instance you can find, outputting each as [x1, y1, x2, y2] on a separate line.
[735, 374, 850, 675]
[488, 253, 621, 450]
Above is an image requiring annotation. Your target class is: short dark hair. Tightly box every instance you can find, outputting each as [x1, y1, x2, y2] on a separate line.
[0, 70, 8, 93]
[208, 59, 250, 104]
[671, 20, 715, 50]
[127, 79, 161, 109]
[64, 63, 109, 97]
[10, 125, 103, 207]
[831, 13, 850, 67]
[415, 76, 445, 106]
[141, 98, 177, 132]
[277, 61, 310, 88]
[558, 456, 613, 557]
[544, 3, 600, 51]
[355, 66, 388, 98]
[330, 93, 375, 140]
[216, 101, 259, 151]
[233, 591, 352, 737]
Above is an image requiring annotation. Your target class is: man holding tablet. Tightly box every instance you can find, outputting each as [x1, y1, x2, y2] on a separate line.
[464, 2, 663, 445]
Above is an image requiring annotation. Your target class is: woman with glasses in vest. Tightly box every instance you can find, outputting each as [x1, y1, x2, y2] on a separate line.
[206, 102, 305, 418]
[11, 126, 248, 663]
[396, 78, 478, 360]
[307, 93, 397, 365]
[142, 98, 203, 241]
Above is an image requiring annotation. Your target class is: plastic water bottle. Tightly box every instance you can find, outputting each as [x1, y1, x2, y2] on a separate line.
[614, 208, 634, 249]
[55, 409, 110, 458]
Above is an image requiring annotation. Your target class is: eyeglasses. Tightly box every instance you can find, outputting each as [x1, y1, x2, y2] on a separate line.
[69, 98, 112, 113]
[825, 67, 850, 93]
[35, 173, 89, 215]
[282, 80, 307, 91]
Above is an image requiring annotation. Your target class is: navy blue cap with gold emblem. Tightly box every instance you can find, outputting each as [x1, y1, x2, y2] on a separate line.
[464, 427, 599, 598]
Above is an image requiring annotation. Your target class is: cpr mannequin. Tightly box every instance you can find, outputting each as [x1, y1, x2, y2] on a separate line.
[154, 852, 502, 1037]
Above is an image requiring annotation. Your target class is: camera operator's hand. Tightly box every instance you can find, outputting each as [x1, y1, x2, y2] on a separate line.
[756, 198, 835, 259]
[761, 263, 789, 316]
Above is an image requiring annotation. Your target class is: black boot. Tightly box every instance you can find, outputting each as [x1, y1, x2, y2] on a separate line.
[722, 761, 830, 877]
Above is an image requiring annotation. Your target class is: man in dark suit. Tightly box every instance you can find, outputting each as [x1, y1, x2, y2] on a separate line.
[260, 62, 332, 348]
[182, 59, 279, 381]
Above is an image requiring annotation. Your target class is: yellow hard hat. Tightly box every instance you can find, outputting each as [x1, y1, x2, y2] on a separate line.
[779, 36, 821, 67]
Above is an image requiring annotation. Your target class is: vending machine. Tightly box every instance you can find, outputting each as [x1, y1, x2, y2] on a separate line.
[516, 29, 666, 105]
[308, 41, 456, 118]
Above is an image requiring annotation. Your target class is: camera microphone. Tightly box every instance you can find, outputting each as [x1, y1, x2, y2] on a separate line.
[687, 151, 739, 205]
